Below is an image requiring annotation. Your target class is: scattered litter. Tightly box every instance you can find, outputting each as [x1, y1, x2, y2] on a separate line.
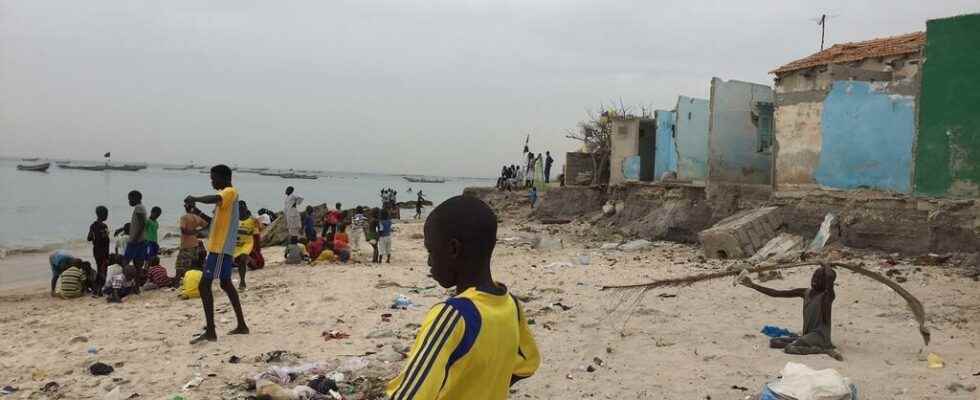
[586, 365, 596, 373]
[323, 330, 351, 341]
[87, 347, 98, 355]
[338, 357, 369, 373]
[761, 325, 795, 338]
[619, 239, 653, 252]
[228, 355, 241, 364]
[731, 385, 749, 391]
[261, 350, 302, 364]
[366, 329, 395, 339]
[69, 336, 89, 344]
[548, 302, 573, 312]
[600, 242, 620, 251]
[534, 236, 563, 250]
[327, 371, 346, 383]
[181, 374, 204, 391]
[0, 386, 17, 395]
[40, 382, 59, 393]
[657, 293, 677, 298]
[762, 362, 855, 400]
[89, 362, 114, 376]
[381, 313, 392, 322]
[391, 294, 415, 310]
[927, 353, 944, 369]
[308, 375, 339, 394]
[31, 369, 47, 381]
[914, 253, 952, 266]
[946, 382, 977, 393]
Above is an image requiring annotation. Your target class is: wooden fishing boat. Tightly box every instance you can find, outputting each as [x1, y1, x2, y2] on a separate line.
[16, 162, 50, 172]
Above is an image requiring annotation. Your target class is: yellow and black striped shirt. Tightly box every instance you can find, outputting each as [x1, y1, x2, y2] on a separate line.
[386, 285, 540, 400]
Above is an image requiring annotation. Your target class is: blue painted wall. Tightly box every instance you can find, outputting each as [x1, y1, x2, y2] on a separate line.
[814, 81, 916, 193]
[623, 155, 641, 180]
[675, 96, 710, 181]
[654, 110, 677, 179]
[708, 78, 773, 184]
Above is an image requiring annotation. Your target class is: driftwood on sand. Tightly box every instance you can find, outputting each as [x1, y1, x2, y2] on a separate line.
[601, 260, 930, 346]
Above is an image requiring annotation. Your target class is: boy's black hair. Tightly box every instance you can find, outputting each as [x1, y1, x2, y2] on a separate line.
[335, 202, 342, 209]
[150, 206, 162, 215]
[211, 164, 232, 180]
[96, 206, 108, 219]
[427, 195, 497, 259]
[355, 206, 363, 213]
[128, 190, 142, 201]
[290, 237, 299, 244]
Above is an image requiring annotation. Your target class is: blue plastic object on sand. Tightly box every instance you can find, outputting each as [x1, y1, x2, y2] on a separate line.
[761, 325, 794, 338]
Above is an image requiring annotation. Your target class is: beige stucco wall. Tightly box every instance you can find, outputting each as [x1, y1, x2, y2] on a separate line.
[609, 118, 640, 185]
[775, 101, 823, 188]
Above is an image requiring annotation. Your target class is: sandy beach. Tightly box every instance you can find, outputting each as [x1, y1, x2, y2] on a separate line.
[1, 206, 979, 399]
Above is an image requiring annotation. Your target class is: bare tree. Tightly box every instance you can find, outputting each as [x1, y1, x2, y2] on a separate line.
[565, 103, 619, 185]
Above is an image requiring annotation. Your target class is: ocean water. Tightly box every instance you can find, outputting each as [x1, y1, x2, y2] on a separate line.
[0, 159, 483, 253]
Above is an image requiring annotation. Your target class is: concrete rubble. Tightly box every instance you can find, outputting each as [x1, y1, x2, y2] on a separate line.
[699, 207, 781, 259]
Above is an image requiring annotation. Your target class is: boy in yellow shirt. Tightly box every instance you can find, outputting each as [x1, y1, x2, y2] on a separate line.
[386, 195, 540, 400]
[184, 164, 249, 344]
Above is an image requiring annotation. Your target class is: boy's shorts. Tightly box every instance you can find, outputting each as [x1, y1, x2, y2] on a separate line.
[378, 236, 392, 256]
[145, 242, 160, 259]
[204, 253, 234, 281]
[124, 241, 147, 264]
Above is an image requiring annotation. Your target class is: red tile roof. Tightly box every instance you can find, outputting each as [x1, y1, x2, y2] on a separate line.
[771, 31, 925, 75]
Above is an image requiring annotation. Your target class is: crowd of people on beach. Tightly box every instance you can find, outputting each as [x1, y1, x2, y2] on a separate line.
[42, 165, 547, 399]
[496, 150, 554, 191]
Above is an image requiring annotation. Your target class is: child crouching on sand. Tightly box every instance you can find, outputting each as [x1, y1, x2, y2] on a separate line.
[386, 196, 540, 399]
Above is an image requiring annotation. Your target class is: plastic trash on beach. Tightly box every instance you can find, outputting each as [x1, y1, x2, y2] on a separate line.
[619, 239, 653, 252]
[338, 357, 369, 373]
[927, 353, 944, 369]
[392, 294, 414, 309]
[575, 254, 591, 266]
[805, 213, 837, 255]
[182, 373, 204, 391]
[761, 325, 795, 338]
[761, 362, 855, 400]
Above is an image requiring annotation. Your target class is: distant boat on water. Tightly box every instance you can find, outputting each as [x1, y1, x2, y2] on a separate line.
[17, 162, 50, 172]
[55, 161, 71, 166]
[163, 163, 197, 171]
[104, 164, 147, 171]
[402, 176, 446, 184]
[21, 157, 40, 162]
[60, 164, 106, 171]
[280, 172, 318, 180]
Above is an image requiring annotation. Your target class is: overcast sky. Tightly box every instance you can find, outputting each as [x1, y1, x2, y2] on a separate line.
[1, 1, 975, 177]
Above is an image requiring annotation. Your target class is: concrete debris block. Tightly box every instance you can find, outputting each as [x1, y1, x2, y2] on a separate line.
[805, 213, 838, 255]
[749, 233, 804, 263]
[534, 236, 564, 250]
[699, 207, 781, 259]
[619, 239, 653, 252]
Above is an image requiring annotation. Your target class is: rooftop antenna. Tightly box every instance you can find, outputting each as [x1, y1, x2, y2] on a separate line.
[810, 13, 841, 51]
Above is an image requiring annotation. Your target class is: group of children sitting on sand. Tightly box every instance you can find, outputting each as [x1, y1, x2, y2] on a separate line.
[285, 205, 395, 265]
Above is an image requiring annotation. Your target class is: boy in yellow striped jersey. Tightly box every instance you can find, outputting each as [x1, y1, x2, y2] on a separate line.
[386, 196, 539, 400]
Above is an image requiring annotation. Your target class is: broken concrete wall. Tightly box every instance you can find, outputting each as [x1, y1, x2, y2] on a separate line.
[606, 183, 714, 243]
[609, 117, 641, 185]
[708, 78, 773, 185]
[674, 96, 710, 183]
[773, 54, 922, 191]
[771, 191, 980, 254]
[654, 110, 678, 180]
[815, 81, 917, 193]
[914, 13, 980, 198]
[529, 186, 607, 221]
[565, 152, 596, 186]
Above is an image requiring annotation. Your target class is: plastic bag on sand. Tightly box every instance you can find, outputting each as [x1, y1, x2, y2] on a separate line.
[619, 239, 653, 252]
[339, 357, 369, 373]
[765, 362, 854, 400]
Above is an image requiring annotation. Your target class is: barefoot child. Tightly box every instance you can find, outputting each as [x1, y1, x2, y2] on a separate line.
[739, 264, 841, 360]
[386, 196, 540, 399]
[145, 206, 162, 259]
[378, 209, 393, 263]
[87, 206, 111, 294]
[233, 200, 260, 290]
[184, 164, 249, 344]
